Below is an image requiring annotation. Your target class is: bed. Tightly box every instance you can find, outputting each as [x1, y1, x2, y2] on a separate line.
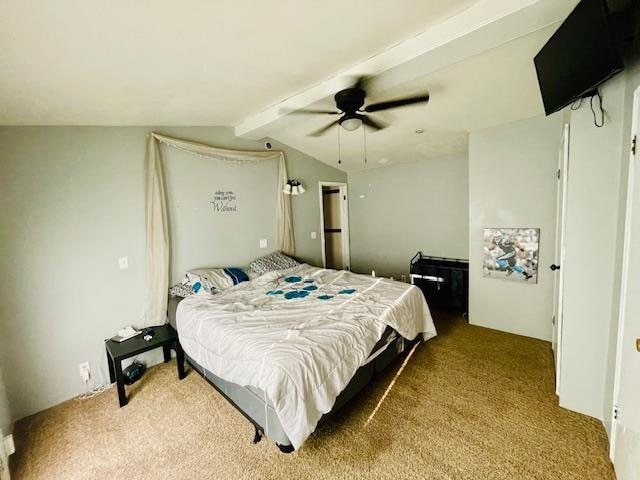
[171, 263, 436, 451]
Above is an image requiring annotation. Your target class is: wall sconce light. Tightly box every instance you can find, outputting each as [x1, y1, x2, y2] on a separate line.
[284, 179, 305, 195]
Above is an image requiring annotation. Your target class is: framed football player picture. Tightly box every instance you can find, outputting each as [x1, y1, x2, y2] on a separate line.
[483, 228, 540, 283]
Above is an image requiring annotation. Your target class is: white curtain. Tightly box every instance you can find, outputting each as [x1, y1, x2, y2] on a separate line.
[143, 132, 294, 327]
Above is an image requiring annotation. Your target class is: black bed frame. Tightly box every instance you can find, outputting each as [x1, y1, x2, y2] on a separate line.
[184, 334, 422, 453]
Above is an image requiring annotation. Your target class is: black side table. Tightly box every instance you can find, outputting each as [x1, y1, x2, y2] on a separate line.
[105, 324, 186, 407]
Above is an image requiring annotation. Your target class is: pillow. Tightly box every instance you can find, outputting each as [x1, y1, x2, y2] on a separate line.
[223, 267, 249, 285]
[186, 267, 250, 294]
[168, 282, 193, 298]
[249, 251, 300, 276]
[185, 272, 218, 295]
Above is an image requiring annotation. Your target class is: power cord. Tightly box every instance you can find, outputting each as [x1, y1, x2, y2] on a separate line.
[75, 347, 136, 402]
[570, 90, 605, 127]
[590, 90, 604, 127]
[77, 382, 114, 401]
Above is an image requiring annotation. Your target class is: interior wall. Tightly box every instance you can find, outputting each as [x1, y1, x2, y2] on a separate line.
[0, 314, 10, 435]
[347, 153, 469, 277]
[559, 73, 627, 420]
[264, 138, 346, 265]
[602, 51, 640, 435]
[0, 363, 11, 435]
[0, 126, 345, 421]
[468, 114, 563, 341]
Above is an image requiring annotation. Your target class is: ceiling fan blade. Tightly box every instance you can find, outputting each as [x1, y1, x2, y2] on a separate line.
[362, 115, 387, 131]
[308, 119, 340, 137]
[364, 93, 430, 113]
[280, 108, 340, 115]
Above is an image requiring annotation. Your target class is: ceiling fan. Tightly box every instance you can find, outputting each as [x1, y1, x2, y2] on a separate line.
[281, 77, 430, 137]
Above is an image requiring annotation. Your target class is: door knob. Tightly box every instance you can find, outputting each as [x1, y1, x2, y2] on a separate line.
[550, 264, 561, 271]
[636, 338, 640, 352]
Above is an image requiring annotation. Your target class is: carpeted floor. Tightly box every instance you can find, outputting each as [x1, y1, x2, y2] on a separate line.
[10, 312, 615, 480]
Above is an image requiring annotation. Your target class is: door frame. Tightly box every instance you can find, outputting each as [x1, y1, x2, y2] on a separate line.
[609, 85, 640, 464]
[0, 429, 9, 480]
[318, 181, 351, 270]
[552, 123, 570, 396]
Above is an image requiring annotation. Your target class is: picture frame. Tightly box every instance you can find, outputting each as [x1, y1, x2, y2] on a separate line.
[482, 228, 540, 283]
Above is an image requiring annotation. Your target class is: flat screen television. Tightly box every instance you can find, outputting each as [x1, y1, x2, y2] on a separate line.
[534, 0, 624, 116]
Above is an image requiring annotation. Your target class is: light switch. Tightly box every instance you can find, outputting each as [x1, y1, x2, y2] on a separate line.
[259, 239, 268, 249]
[118, 257, 128, 269]
[311, 232, 317, 239]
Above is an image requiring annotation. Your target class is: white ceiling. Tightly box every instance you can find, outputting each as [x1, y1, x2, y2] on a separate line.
[266, 25, 559, 171]
[1, 0, 579, 172]
[0, 0, 479, 125]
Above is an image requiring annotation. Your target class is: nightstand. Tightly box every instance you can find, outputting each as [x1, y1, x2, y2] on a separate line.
[105, 324, 186, 407]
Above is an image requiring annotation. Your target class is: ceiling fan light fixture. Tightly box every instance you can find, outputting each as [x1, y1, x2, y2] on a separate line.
[340, 115, 362, 132]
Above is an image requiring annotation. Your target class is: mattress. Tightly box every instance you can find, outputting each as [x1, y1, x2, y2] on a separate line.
[175, 264, 436, 448]
[168, 294, 182, 329]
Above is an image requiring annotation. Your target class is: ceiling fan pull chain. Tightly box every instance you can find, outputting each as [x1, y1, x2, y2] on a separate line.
[337, 123, 342, 165]
[363, 122, 367, 164]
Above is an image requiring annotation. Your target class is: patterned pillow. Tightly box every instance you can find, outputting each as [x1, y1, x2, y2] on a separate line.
[168, 282, 193, 298]
[186, 267, 250, 294]
[249, 252, 300, 276]
[186, 270, 224, 295]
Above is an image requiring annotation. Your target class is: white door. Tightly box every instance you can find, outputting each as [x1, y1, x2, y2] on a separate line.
[319, 182, 350, 270]
[610, 87, 640, 479]
[551, 123, 569, 395]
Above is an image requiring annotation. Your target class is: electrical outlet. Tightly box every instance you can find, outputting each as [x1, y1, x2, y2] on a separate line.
[79, 361, 91, 382]
[118, 257, 128, 269]
[259, 239, 268, 249]
[311, 232, 317, 239]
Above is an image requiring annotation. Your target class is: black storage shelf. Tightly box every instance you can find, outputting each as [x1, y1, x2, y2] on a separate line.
[410, 252, 469, 314]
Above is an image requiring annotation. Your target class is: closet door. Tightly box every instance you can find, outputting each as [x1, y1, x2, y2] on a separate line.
[551, 123, 569, 395]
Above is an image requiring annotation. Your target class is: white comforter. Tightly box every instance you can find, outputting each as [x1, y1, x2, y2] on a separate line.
[176, 264, 436, 449]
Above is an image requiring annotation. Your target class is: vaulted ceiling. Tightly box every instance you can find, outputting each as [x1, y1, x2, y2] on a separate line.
[0, 0, 478, 125]
[0, 0, 579, 170]
[258, 25, 559, 171]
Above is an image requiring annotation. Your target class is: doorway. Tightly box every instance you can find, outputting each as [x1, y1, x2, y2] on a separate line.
[610, 85, 640, 479]
[319, 182, 350, 270]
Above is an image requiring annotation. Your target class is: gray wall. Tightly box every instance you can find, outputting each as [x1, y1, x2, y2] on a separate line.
[347, 153, 469, 277]
[165, 146, 279, 282]
[0, 126, 345, 421]
[468, 114, 563, 341]
[0, 311, 9, 434]
[269, 138, 347, 266]
[0, 363, 10, 435]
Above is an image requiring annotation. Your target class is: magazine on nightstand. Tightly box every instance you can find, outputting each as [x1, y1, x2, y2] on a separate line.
[111, 326, 142, 342]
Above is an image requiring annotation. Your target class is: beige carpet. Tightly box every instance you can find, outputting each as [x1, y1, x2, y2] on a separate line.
[10, 313, 614, 480]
